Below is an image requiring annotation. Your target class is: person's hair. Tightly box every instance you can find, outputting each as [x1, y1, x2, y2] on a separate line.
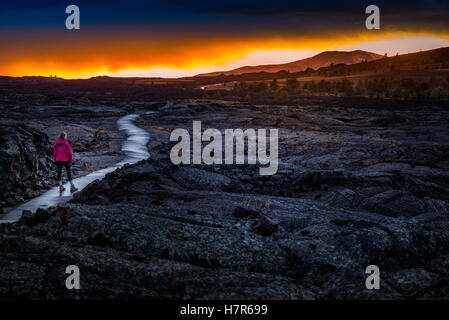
[59, 131, 67, 138]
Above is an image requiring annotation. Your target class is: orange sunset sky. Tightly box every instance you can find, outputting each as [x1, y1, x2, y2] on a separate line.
[1, 1, 449, 79]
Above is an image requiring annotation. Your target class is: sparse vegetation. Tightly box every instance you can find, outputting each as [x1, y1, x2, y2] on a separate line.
[230, 76, 449, 102]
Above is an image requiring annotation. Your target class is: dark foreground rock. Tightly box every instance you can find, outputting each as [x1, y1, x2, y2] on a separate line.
[1, 100, 449, 299]
[1, 158, 448, 299]
[0, 124, 53, 210]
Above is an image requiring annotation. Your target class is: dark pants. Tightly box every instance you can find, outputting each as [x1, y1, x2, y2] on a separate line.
[56, 161, 72, 181]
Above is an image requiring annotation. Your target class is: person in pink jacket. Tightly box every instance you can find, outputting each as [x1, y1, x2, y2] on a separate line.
[53, 131, 78, 192]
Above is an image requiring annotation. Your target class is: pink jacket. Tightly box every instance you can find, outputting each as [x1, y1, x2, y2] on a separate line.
[53, 138, 73, 163]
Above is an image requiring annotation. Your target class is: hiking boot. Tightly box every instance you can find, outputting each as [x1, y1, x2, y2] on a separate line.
[59, 185, 66, 192]
[70, 185, 78, 193]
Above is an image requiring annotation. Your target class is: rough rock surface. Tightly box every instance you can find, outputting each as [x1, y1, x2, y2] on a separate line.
[0, 157, 448, 299]
[1, 100, 449, 299]
[0, 125, 53, 211]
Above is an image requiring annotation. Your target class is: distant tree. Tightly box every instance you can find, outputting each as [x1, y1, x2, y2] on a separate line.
[286, 78, 299, 92]
[392, 87, 403, 99]
[317, 80, 332, 94]
[401, 78, 415, 90]
[214, 91, 222, 100]
[273, 89, 289, 103]
[305, 80, 317, 94]
[270, 79, 279, 91]
[248, 82, 268, 93]
[341, 79, 354, 96]
[202, 90, 209, 99]
[415, 82, 430, 99]
[355, 80, 364, 96]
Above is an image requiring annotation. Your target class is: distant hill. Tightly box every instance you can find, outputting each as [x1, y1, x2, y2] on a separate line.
[196, 50, 383, 77]
[186, 47, 449, 86]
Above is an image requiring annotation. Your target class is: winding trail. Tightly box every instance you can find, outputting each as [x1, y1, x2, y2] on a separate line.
[0, 114, 150, 224]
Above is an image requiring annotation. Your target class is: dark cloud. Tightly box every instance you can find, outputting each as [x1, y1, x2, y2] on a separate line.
[0, 0, 448, 31]
[161, 0, 449, 15]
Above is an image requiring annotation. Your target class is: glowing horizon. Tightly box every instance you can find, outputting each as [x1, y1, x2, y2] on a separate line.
[2, 33, 448, 79]
[2, 0, 449, 79]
